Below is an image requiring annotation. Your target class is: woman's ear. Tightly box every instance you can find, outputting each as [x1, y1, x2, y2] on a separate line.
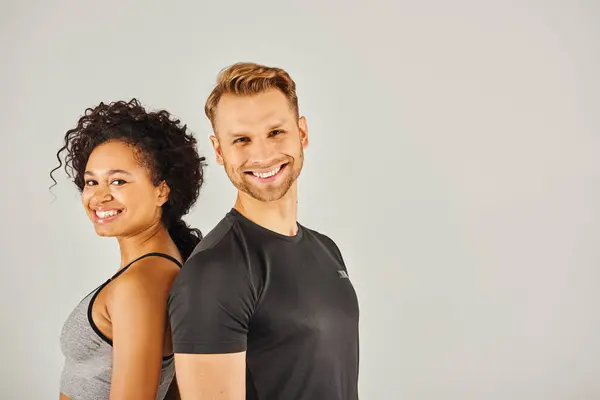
[157, 180, 171, 207]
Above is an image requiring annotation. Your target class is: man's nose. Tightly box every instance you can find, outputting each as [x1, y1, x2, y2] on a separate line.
[248, 138, 272, 163]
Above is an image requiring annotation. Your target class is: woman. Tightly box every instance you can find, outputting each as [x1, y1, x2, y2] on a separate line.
[51, 98, 205, 400]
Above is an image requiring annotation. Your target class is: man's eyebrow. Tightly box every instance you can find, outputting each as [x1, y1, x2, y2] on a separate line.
[223, 130, 247, 137]
[267, 120, 285, 130]
[224, 121, 287, 137]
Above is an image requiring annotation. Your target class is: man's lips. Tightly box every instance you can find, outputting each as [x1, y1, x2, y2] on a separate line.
[244, 163, 288, 181]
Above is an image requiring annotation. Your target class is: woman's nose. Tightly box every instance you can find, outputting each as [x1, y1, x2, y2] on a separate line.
[90, 187, 113, 205]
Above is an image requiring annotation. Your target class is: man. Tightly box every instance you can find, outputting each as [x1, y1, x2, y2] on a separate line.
[168, 62, 360, 399]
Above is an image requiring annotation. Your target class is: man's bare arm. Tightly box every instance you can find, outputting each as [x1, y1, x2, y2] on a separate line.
[174, 352, 246, 400]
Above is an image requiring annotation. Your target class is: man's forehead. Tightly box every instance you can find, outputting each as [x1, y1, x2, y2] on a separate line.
[215, 95, 294, 136]
[216, 116, 289, 137]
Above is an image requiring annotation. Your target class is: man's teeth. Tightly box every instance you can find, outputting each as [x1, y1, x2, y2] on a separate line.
[96, 210, 120, 219]
[252, 166, 281, 179]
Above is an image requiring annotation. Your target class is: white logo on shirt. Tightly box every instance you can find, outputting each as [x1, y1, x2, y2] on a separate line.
[337, 270, 349, 279]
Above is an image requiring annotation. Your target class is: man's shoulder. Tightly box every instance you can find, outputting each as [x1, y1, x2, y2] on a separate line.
[301, 224, 346, 264]
[302, 224, 339, 248]
[179, 212, 249, 275]
[188, 213, 238, 259]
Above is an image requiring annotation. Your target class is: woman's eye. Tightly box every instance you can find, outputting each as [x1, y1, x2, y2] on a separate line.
[85, 180, 97, 186]
[111, 179, 126, 186]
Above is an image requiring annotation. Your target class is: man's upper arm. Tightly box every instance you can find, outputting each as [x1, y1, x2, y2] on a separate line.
[173, 352, 246, 400]
[168, 248, 258, 399]
[168, 248, 259, 354]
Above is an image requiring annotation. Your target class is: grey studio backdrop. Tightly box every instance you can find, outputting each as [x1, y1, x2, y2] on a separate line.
[1, 1, 599, 399]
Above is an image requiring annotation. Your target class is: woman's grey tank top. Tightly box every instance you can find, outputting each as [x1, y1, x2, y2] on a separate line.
[59, 253, 182, 400]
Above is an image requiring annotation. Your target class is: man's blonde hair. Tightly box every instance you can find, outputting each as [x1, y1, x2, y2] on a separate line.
[205, 62, 299, 127]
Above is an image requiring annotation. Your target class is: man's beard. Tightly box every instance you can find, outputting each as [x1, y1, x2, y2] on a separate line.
[225, 151, 303, 203]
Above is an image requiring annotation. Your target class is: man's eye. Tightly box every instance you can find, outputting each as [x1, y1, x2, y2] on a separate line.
[234, 137, 249, 144]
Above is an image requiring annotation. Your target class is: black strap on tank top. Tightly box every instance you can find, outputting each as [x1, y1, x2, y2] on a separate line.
[109, 252, 183, 281]
[87, 252, 183, 347]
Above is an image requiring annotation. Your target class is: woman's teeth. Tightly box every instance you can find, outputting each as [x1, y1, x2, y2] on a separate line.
[96, 210, 120, 219]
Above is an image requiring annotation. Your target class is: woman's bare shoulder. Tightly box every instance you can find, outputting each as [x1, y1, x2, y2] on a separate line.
[108, 255, 182, 302]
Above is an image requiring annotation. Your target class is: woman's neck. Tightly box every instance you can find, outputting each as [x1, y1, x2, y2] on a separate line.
[115, 222, 176, 269]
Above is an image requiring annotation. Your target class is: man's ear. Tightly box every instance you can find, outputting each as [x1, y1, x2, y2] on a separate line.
[157, 180, 171, 207]
[209, 134, 224, 165]
[298, 116, 309, 149]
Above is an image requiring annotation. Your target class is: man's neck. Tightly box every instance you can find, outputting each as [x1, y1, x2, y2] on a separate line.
[234, 182, 299, 236]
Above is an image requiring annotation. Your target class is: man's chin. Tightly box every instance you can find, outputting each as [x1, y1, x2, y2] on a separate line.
[228, 171, 297, 202]
[243, 185, 292, 203]
[251, 194, 285, 203]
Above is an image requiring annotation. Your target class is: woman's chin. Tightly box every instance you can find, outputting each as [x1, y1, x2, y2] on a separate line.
[93, 225, 119, 237]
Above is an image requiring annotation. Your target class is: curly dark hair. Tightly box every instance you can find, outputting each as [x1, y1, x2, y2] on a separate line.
[50, 98, 206, 260]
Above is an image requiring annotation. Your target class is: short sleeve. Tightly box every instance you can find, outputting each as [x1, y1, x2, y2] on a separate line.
[319, 234, 349, 272]
[168, 248, 259, 354]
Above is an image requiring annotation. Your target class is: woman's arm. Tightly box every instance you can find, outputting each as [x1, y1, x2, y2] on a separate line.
[107, 258, 180, 400]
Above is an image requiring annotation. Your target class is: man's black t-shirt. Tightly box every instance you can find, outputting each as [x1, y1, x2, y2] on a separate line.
[168, 208, 359, 400]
